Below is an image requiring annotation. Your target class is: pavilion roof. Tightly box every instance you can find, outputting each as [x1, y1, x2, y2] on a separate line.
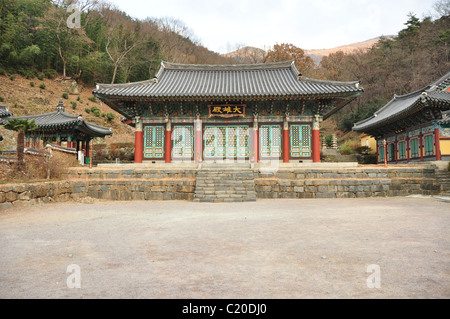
[0, 104, 12, 118]
[353, 71, 450, 136]
[93, 60, 363, 101]
[0, 100, 112, 138]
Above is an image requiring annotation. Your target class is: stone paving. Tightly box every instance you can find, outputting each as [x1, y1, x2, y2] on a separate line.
[0, 197, 449, 299]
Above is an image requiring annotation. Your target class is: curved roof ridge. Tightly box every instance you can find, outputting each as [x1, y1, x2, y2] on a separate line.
[299, 76, 360, 87]
[427, 70, 450, 90]
[161, 60, 294, 71]
[96, 78, 157, 90]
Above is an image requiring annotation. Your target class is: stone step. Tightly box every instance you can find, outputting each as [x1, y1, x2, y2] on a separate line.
[193, 168, 256, 202]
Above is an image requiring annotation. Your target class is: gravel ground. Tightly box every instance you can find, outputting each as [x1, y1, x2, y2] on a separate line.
[0, 197, 449, 299]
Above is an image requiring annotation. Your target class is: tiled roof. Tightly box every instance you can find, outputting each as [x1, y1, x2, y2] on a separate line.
[353, 71, 450, 133]
[0, 104, 12, 118]
[438, 110, 450, 125]
[93, 60, 363, 100]
[0, 101, 112, 138]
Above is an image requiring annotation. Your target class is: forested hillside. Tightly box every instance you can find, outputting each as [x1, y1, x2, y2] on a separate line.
[0, 0, 449, 137]
[0, 0, 231, 86]
[321, 12, 450, 131]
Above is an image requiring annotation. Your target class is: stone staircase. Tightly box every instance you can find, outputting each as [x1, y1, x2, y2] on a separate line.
[435, 169, 450, 196]
[193, 165, 257, 202]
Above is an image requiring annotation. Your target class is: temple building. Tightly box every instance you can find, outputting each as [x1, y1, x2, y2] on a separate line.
[353, 71, 450, 163]
[0, 99, 112, 164]
[93, 61, 364, 164]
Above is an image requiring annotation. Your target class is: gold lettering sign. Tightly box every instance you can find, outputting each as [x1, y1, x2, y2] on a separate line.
[208, 104, 246, 118]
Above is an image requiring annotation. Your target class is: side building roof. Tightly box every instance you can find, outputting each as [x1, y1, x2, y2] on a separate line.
[353, 71, 450, 137]
[0, 104, 13, 118]
[0, 100, 112, 138]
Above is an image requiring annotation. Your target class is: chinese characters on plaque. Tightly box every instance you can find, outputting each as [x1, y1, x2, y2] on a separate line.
[208, 104, 246, 118]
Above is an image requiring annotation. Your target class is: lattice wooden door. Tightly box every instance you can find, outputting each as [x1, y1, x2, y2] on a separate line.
[290, 124, 312, 158]
[259, 125, 282, 158]
[172, 125, 194, 159]
[143, 125, 165, 159]
[204, 125, 249, 159]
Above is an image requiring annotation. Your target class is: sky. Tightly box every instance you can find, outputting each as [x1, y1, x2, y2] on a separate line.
[106, 0, 438, 54]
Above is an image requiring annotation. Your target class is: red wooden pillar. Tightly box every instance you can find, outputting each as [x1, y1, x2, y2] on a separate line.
[376, 140, 380, 163]
[419, 132, 424, 162]
[435, 128, 441, 161]
[394, 139, 398, 164]
[312, 116, 321, 163]
[194, 119, 202, 164]
[57, 135, 61, 146]
[406, 136, 410, 163]
[282, 120, 289, 163]
[85, 139, 90, 159]
[253, 120, 259, 164]
[165, 120, 171, 163]
[25, 136, 30, 148]
[134, 117, 143, 163]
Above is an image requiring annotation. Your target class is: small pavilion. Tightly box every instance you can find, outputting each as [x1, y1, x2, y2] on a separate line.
[0, 99, 112, 163]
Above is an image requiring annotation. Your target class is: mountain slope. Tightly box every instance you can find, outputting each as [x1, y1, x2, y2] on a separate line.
[224, 36, 394, 65]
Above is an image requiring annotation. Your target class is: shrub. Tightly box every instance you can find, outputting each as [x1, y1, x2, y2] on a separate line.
[106, 112, 115, 121]
[62, 93, 69, 99]
[30, 81, 35, 87]
[9, 75, 15, 81]
[88, 96, 97, 102]
[21, 70, 35, 79]
[43, 69, 58, 79]
[324, 135, 333, 147]
[355, 146, 371, 155]
[0, 96, 4, 102]
[357, 154, 378, 164]
[70, 101, 77, 109]
[77, 96, 80, 101]
[85, 108, 91, 113]
[339, 142, 353, 155]
[39, 83, 46, 89]
[37, 73, 44, 80]
[91, 106, 101, 117]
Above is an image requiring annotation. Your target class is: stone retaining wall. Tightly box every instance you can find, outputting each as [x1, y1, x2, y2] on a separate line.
[255, 167, 440, 199]
[0, 166, 442, 209]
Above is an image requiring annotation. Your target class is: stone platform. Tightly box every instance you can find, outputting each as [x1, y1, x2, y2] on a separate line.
[0, 163, 446, 209]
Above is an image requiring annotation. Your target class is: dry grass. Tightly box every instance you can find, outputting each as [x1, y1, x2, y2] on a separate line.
[0, 152, 78, 183]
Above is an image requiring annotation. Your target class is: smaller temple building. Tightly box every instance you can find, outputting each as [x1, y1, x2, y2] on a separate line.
[353, 71, 450, 163]
[0, 99, 112, 164]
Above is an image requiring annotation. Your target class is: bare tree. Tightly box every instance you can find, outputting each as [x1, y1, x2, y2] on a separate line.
[433, 0, 450, 18]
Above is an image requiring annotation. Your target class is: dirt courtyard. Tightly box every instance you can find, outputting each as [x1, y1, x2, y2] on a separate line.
[0, 197, 449, 299]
